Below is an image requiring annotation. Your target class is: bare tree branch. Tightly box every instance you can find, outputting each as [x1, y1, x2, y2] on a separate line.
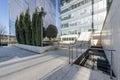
[0, 24, 6, 35]
[0, 24, 6, 46]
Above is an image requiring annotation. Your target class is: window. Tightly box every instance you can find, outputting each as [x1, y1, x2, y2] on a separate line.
[61, 0, 91, 14]
[61, 23, 69, 28]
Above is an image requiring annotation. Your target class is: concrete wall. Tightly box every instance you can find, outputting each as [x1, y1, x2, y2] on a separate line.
[101, 0, 120, 79]
[15, 44, 58, 54]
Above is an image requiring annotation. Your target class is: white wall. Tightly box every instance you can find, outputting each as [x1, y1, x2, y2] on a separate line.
[101, 0, 120, 79]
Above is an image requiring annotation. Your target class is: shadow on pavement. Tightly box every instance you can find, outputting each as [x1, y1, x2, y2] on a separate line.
[0, 46, 38, 63]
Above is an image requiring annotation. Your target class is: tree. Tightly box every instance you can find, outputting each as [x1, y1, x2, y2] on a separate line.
[15, 17, 20, 43]
[19, 12, 26, 44]
[36, 7, 46, 46]
[43, 27, 46, 38]
[24, 7, 32, 45]
[46, 24, 58, 40]
[32, 8, 38, 46]
[36, 11, 42, 46]
[0, 25, 6, 46]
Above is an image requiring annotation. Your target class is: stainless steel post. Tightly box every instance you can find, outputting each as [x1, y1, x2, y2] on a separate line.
[81, 44, 82, 54]
[69, 44, 71, 64]
[72, 46, 73, 65]
[76, 45, 78, 57]
[110, 50, 113, 80]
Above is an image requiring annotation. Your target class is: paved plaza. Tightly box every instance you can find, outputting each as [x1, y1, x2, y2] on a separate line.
[0, 46, 110, 80]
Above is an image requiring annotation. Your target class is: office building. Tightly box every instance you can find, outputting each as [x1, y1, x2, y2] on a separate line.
[8, 0, 59, 36]
[60, 0, 107, 44]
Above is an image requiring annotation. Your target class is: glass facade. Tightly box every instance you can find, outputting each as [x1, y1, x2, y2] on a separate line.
[60, 0, 107, 43]
[8, 0, 59, 36]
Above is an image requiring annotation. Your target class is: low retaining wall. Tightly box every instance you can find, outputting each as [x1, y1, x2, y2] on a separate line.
[15, 44, 59, 53]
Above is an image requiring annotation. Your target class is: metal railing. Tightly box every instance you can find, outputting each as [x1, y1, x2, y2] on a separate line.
[68, 40, 91, 65]
[89, 47, 116, 80]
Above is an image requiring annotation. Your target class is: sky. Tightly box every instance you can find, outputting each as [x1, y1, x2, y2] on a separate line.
[0, 0, 9, 35]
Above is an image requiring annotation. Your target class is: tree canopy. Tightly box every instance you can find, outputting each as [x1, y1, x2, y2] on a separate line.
[19, 12, 26, 44]
[46, 24, 58, 40]
[15, 17, 20, 43]
[24, 7, 32, 45]
[31, 8, 38, 46]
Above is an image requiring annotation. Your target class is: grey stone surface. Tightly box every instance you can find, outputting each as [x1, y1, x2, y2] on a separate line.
[0, 46, 37, 63]
[0, 46, 110, 80]
[42, 65, 110, 80]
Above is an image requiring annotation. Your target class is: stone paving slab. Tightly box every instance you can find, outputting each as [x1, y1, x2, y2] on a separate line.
[42, 64, 110, 80]
[0, 46, 110, 80]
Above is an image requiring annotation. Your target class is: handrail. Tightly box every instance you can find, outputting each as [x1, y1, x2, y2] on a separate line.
[90, 47, 116, 79]
[68, 40, 91, 65]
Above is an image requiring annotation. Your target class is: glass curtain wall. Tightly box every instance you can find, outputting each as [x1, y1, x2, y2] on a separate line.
[8, 0, 59, 36]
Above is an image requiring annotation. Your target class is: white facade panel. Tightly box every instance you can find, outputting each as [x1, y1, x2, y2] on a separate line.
[101, 0, 120, 79]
